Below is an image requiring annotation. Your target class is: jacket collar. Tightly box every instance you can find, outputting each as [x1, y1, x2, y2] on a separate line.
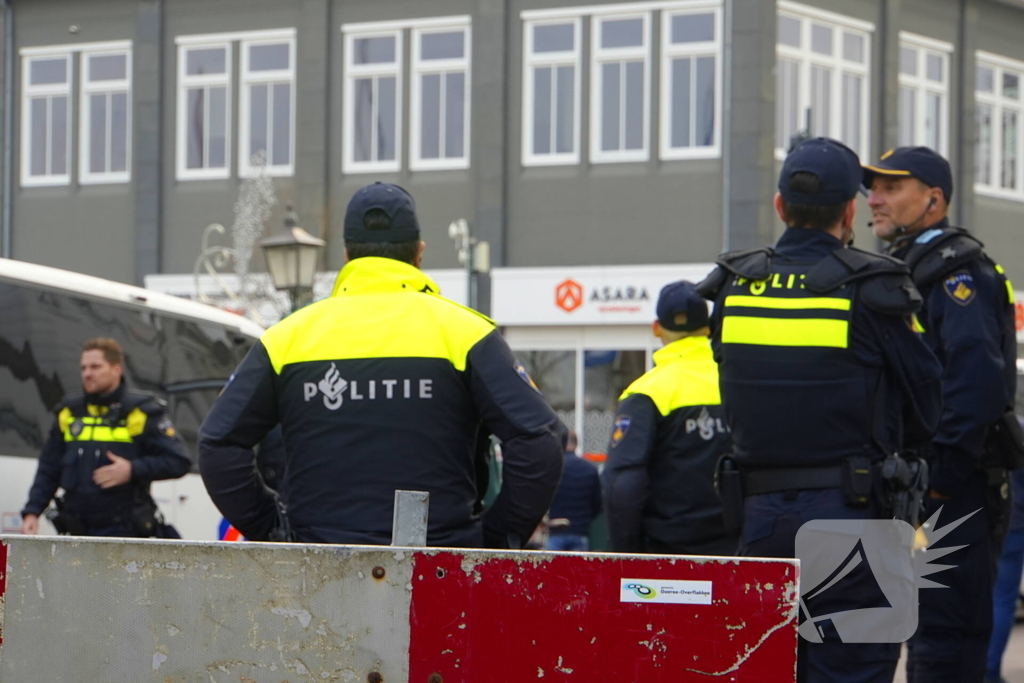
[774, 227, 844, 259]
[652, 336, 713, 366]
[331, 257, 442, 297]
[85, 378, 125, 407]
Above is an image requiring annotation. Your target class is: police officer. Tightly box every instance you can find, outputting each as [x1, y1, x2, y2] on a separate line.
[20, 337, 191, 538]
[699, 138, 942, 682]
[602, 280, 736, 556]
[199, 182, 566, 548]
[864, 147, 1018, 683]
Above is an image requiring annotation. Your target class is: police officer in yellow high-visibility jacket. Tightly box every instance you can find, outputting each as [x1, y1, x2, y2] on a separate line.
[602, 281, 736, 556]
[199, 183, 566, 549]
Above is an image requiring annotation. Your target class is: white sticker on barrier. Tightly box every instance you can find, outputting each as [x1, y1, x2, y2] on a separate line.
[620, 578, 713, 604]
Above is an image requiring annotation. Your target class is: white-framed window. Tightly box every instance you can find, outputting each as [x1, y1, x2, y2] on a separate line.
[240, 38, 296, 176]
[343, 30, 402, 174]
[177, 42, 231, 180]
[80, 50, 131, 184]
[775, 2, 872, 158]
[897, 33, 950, 155]
[522, 18, 581, 166]
[976, 52, 1024, 200]
[660, 7, 721, 159]
[411, 23, 471, 170]
[591, 12, 651, 163]
[21, 53, 71, 186]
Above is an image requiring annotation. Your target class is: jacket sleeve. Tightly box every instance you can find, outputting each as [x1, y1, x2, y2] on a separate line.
[21, 418, 66, 517]
[601, 393, 658, 553]
[924, 265, 1009, 495]
[198, 341, 282, 541]
[467, 330, 566, 549]
[877, 314, 943, 451]
[130, 402, 192, 481]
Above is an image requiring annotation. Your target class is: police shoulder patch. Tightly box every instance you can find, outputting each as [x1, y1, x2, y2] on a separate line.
[611, 415, 632, 448]
[157, 417, 176, 438]
[513, 360, 540, 392]
[943, 270, 976, 306]
[69, 419, 84, 438]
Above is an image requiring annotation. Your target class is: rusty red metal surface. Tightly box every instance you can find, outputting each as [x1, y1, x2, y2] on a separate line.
[409, 551, 798, 682]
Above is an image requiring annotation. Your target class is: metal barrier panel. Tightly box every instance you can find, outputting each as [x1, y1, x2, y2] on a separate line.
[0, 537, 799, 682]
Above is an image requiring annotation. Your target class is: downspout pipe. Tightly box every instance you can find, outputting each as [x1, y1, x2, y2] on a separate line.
[1, 0, 12, 259]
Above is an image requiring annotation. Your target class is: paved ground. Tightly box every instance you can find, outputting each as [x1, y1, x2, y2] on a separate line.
[893, 622, 1024, 683]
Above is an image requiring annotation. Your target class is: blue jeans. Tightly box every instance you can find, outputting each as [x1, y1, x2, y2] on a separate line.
[547, 534, 589, 552]
[986, 526, 1024, 681]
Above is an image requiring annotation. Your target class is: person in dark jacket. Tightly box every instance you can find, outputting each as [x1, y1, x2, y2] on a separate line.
[199, 182, 566, 549]
[864, 147, 1018, 683]
[986, 464, 1024, 683]
[602, 280, 735, 556]
[546, 431, 602, 551]
[20, 337, 190, 538]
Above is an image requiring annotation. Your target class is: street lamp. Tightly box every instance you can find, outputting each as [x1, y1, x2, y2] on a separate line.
[448, 219, 489, 311]
[259, 206, 326, 312]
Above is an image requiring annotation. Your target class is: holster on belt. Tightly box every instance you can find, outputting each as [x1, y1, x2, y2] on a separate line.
[715, 456, 744, 534]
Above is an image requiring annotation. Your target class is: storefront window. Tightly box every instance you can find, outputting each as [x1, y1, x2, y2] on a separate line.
[583, 350, 647, 458]
[516, 350, 577, 434]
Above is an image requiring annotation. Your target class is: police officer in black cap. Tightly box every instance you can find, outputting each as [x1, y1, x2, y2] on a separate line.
[865, 147, 1019, 683]
[200, 183, 566, 548]
[699, 138, 942, 682]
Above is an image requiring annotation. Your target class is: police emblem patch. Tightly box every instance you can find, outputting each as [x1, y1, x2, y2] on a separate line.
[943, 271, 976, 306]
[69, 419, 84, 438]
[513, 360, 540, 392]
[158, 418, 176, 438]
[611, 415, 632, 448]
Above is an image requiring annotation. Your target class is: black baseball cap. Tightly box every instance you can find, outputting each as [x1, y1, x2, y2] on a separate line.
[656, 281, 709, 332]
[779, 137, 862, 205]
[862, 147, 953, 202]
[343, 182, 421, 243]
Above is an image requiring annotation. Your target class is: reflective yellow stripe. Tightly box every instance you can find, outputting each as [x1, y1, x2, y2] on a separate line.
[57, 407, 73, 435]
[722, 316, 849, 348]
[910, 313, 926, 333]
[994, 264, 1015, 303]
[126, 407, 147, 437]
[725, 295, 851, 311]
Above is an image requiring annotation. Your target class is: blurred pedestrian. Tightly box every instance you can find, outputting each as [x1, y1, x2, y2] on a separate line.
[546, 430, 602, 551]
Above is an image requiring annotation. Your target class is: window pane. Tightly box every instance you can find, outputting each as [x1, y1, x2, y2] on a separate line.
[601, 18, 643, 49]
[695, 56, 715, 146]
[624, 61, 643, 150]
[778, 15, 800, 48]
[555, 66, 574, 154]
[377, 76, 397, 161]
[776, 58, 800, 149]
[811, 66, 831, 136]
[186, 88, 204, 168]
[30, 58, 67, 85]
[1003, 72, 1020, 100]
[249, 43, 289, 72]
[89, 54, 127, 82]
[420, 74, 441, 159]
[898, 86, 915, 147]
[249, 84, 269, 158]
[186, 47, 226, 75]
[533, 23, 574, 53]
[926, 53, 943, 82]
[30, 98, 46, 176]
[445, 72, 465, 159]
[976, 104, 993, 185]
[51, 96, 67, 174]
[533, 67, 552, 154]
[843, 74, 861, 153]
[811, 24, 833, 55]
[421, 31, 464, 60]
[352, 78, 373, 162]
[843, 33, 864, 63]
[925, 92, 941, 152]
[601, 62, 620, 150]
[89, 94, 107, 173]
[353, 37, 396, 65]
[582, 350, 646, 458]
[1002, 110, 1017, 189]
[110, 92, 128, 173]
[900, 46, 917, 76]
[272, 83, 291, 166]
[671, 58, 692, 148]
[671, 13, 714, 43]
[208, 86, 227, 168]
[977, 65, 995, 93]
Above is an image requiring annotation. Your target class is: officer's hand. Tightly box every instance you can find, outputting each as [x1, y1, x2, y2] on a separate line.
[927, 488, 950, 500]
[20, 514, 39, 535]
[93, 452, 133, 489]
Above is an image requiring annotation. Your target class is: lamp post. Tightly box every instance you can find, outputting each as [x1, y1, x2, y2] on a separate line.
[259, 207, 326, 312]
[448, 218, 489, 311]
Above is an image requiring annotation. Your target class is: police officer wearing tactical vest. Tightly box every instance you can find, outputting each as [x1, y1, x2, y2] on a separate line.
[20, 337, 191, 537]
[699, 138, 943, 682]
[602, 280, 736, 556]
[199, 182, 566, 548]
[864, 147, 1019, 683]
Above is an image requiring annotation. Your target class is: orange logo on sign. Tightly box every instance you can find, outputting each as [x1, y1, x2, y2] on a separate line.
[1015, 301, 1024, 332]
[556, 279, 584, 313]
